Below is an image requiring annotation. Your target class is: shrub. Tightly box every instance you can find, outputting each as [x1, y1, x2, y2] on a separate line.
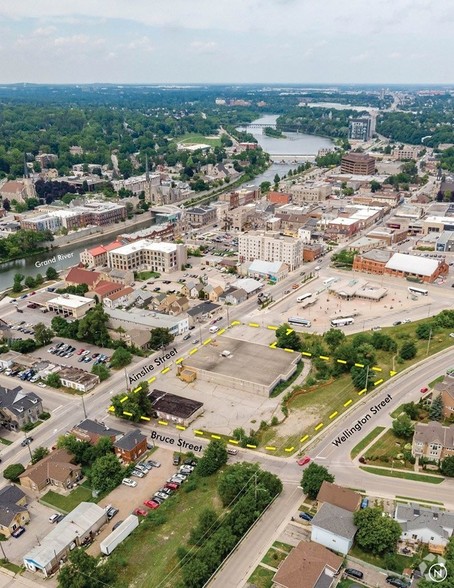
[39, 412, 51, 420]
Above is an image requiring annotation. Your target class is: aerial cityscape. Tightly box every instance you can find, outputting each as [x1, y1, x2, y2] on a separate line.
[0, 2, 453, 588]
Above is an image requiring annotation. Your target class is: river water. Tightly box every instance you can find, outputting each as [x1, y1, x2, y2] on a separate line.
[238, 114, 334, 186]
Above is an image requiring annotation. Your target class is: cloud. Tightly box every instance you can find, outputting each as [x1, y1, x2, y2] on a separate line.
[32, 25, 56, 36]
[126, 36, 154, 52]
[190, 41, 218, 54]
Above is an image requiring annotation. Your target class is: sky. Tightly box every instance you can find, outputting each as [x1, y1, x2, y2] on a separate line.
[0, 0, 452, 85]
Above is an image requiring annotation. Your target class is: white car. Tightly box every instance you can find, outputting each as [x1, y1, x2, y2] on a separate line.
[450, 333, 454, 339]
[402, 319, 412, 324]
[131, 469, 144, 478]
[122, 478, 137, 488]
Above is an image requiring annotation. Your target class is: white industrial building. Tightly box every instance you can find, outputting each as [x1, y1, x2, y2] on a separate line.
[107, 240, 187, 273]
[23, 502, 107, 576]
[107, 307, 189, 336]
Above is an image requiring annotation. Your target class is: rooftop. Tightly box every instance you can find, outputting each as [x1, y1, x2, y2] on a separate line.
[311, 503, 358, 540]
[72, 419, 123, 438]
[149, 389, 203, 419]
[385, 253, 442, 276]
[358, 249, 393, 263]
[273, 541, 343, 588]
[395, 504, 454, 537]
[19, 449, 80, 487]
[248, 260, 287, 274]
[0, 385, 42, 417]
[316, 481, 361, 512]
[231, 277, 263, 294]
[413, 422, 454, 448]
[65, 267, 100, 287]
[107, 307, 186, 329]
[110, 239, 179, 256]
[114, 429, 146, 451]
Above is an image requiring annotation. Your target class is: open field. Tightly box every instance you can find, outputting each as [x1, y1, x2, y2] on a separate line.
[175, 133, 222, 148]
[110, 472, 222, 588]
[364, 429, 414, 469]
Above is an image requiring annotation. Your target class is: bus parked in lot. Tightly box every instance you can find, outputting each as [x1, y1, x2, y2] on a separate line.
[287, 317, 311, 327]
[323, 277, 336, 287]
[296, 293, 312, 303]
[330, 317, 354, 327]
[407, 286, 428, 296]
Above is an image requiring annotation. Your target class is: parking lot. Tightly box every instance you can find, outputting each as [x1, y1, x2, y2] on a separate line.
[87, 447, 178, 556]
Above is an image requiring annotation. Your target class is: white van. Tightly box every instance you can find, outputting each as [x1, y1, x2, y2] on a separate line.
[209, 326, 219, 334]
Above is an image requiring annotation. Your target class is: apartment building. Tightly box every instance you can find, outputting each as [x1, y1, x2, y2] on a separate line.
[393, 146, 420, 160]
[219, 186, 260, 209]
[348, 117, 372, 141]
[238, 231, 303, 270]
[107, 240, 186, 273]
[412, 422, 454, 460]
[185, 206, 217, 226]
[288, 182, 331, 204]
[433, 375, 454, 419]
[79, 241, 123, 267]
[42, 202, 126, 231]
[341, 153, 376, 175]
[20, 214, 62, 232]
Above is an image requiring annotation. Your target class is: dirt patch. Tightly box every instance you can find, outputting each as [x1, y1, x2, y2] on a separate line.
[86, 447, 176, 556]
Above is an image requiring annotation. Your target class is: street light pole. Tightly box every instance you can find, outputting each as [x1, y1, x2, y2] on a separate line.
[24, 434, 33, 461]
[81, 394, 87, 420]
[426, 328, 432, 356]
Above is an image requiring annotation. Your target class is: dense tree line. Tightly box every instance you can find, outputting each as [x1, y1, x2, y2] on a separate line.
[0, 229, 53, 262]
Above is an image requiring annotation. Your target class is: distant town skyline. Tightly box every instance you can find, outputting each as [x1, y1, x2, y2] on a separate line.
[0, 0, 453, 85]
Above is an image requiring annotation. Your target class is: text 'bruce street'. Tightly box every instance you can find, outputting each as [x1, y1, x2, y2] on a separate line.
[331, 393, 392, 447]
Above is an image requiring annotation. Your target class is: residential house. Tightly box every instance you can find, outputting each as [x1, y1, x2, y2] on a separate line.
[311, 503, 358, 555]
[19, 449, 82, 492]
[219, 286, 247, 305]
[64, 267, 102, 290]
[0, 385, 43, 431]
[168, 296, 189, 316]
[316, 481, 361, 512]
[188, 282, 206, 299]
[394, 503, 454, 554]
[273, 541, 343, 588]
[433, 375, 454, 419]
[114, 429, 147, 463]
[186, 302, 221, 326]
[412, 422, 454, 460]
[70, 419, 123, 445]
[129, 290, 153, 308]
[103, 286, 134, 309]
[0, 486, 29, 538]
[87, 280, 123, 302]
[208, 285, 224, 302]
[149, 389, 204, 427]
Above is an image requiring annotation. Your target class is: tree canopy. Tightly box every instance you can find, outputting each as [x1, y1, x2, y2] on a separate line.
[301, 463, 334, 499]
[354, 507, 402, 555]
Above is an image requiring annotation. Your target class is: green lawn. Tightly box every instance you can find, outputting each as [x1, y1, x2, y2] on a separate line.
[0, 437, 12, 446]
[110, 473, 223, 588]
[428, 375, 444, 388]
[175, 133, 221, 148]
[40, 486, 93, 513]
[350, 426, 385, 458]
[0, 560, 22, 574]
[364, 429, 414, 469]
[135, 270, 160, 281]
[272, 541, 293, 553]
[360, 466, 444, 484]
[350, 545, 423, 574]
[261, 547, 288, 569]
[247, 565, 275, 588]
[395, 495, 444, 506]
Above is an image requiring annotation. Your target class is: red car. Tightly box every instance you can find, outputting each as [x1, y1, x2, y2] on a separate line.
[144, 500, 160, 509]
[165, 482, 179, 490]
[297, 456, 311, 466]
[134, 508, 147, 516]
[77, 349, 85, 355]
[420, 387, 428, 393]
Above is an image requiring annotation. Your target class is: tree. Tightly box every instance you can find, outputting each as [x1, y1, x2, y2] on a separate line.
[149, 327, 174, 350]
[89, 454, 123, 493]
[12, 273, 24, 293]
[370, 180, 381, 192]
[77, 305, 110, 347]
[34, 322, 54, 346]
[350, 365, 373, 390]
[197, 440, 228, 477]
[24, 275, 36, 289]
[31, 446, 50, 465]
[323, 328, 345, 350]
[189, 508, 219, 546]
[273, 173, 280, 185]
[110, 346, 132, 369]
[440, 456, 454, 477]
[46, 373, 62, 388]
[3, 463, 25, 482]
[429, 394, 444, 421]
[402, 402, 420, 420]
[392, 414, 414, 439]
[91, 364, 110, 381]
[399, 340, 417, 360]
[46, 267, 58, 280]
[415, 323, 433, 340]
[218, 462, 282, 507]
[301, 463, 334, 499]
[354, 507, 402, 555]
[276, 324, 301, 351]
[58, 548, 115, 588]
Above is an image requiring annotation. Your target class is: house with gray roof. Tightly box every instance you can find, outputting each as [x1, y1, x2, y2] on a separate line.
[114, 429, 147, 464]
[394, 504, 454, 551]
[0, 485, 29, 538]
[0, 385, 43, 431]
[412, 421, 454, 461]
[311, 503, 358, 555]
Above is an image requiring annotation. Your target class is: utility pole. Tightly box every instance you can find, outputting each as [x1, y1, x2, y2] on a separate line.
[426, 328, 432, 356]
[365, 364, 370, 390]
[24, 434, 33, 461]
[81, 394, 87, 420]
[0, 541, 7, 561]
[124, 368, 129, 392]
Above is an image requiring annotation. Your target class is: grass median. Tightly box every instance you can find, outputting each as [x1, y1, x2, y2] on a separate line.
[350, 426, 385, 458]
[360, 466, 444, 484]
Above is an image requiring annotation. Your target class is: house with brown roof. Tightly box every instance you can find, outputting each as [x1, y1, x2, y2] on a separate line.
[103, 286, 134, 309]
[273, 541, 343, 588]
[433, 375, 454, 419]
[316, 481, 361, 512]
[88, 280, 123, 301]
[0, 486, 29, 538]
[412, 422, 454, 460]
[19, 449, 82, 492]
[65, 267, 102, 289]
[0, 180, 28, 203]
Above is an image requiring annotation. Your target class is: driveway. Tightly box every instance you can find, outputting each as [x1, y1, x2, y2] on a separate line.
[86, 447, 176, 556]
[345, 558, 393, 588]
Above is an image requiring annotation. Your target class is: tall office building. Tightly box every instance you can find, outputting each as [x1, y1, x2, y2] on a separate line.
[348, 117, 372, 141]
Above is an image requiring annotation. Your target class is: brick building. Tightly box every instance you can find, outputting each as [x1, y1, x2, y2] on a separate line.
[341, 153, 376, 175]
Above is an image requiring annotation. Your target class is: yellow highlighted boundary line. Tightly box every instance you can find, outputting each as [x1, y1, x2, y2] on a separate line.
[211, 434, 221, 439]
[175, 359, 183, 365]
[158, 420, 168, 425]
[336, 359, 347, 364]
[140, 416, 150, 421]
[344, 399, 353, 407]
[189, 348, 198, 355]
[120, 396, 128, 403]
[249, 322, 259, 328]
[218, 328, 226, 335]
[228, 439, 239, 445]
[300, 435, 309, 443]
[284, 447, 294, 452]
[302, 351, 312, 357]
[246, 444, 257, 449]
[203, 338, 211, 346]
[319, 355, 330, 361]
[133, 386, 142, 393]
[194, 430, 204, 436]
[358, 388, 367, 396]
[123, 411, 132, 417]
[267, 325, 278, 330]
[176, 425, 186, 431]
[161, 367, 170, 374]
[315, 423, 324, 431]
[148, 376, 157, 382]
[265, 446, 277, 451]
[329, 411, 338, 419]
[374, 379, 384, 386]
[372, 366, 382, 372]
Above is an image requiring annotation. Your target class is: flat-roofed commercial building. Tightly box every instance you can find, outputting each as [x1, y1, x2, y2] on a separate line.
[20, 214, 62, 232]
[46, 294, 96, 318]
[422, 216, 454, 235]
[107, 240, 186, 273]
[288, 182, 331, 204]
[148, 389, 204, 426]
[107, 307, 189, 336]
[353, 250, 448, 283]
[79, 240, 123, 267]
[238, 231, 303, 271]
[341, 153, 376, 175]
